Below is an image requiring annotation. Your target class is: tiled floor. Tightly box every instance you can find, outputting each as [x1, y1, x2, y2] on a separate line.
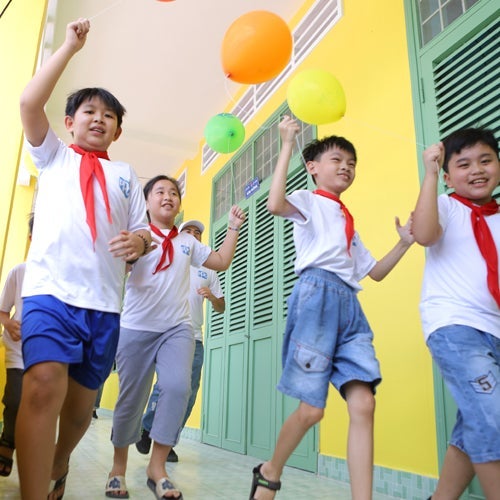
[0, 411, 399, 499]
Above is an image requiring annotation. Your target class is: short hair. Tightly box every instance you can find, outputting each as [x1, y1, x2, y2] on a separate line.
[442, 127, 498, 173]
[302, 135, 357, 165]
[65, 88, 126, 128]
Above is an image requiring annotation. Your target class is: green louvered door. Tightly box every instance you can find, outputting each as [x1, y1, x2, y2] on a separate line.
[203, 210, 251, 453]
[201, 226, 229, 448]
[408, 1, 499, 497]
[275, 166, 318, 471]
[202, 159, 317, 471]
[246, 165, 317, 470]
[246, 186, 279, 459]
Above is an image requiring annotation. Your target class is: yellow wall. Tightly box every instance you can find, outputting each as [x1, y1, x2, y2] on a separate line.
[0, 0, 438, 480]
[0, 0, 47, 408]
[175, 0, 437, 478]
[0, 1, 46, 275]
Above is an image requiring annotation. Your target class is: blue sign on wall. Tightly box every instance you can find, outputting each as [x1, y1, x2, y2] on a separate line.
[244, 176, 261, 199]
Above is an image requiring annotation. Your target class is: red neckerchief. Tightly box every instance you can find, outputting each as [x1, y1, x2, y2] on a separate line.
[150, 223, 178, 274]
[451, 193, 500, 307]
[69, 144, 112, 247]
[313, 189, 355, 255]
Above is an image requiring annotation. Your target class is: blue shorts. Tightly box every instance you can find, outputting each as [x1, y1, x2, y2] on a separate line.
[427, 325, 500, 463]
[21, 295, 120, 390]
[277, 268, 381, 408]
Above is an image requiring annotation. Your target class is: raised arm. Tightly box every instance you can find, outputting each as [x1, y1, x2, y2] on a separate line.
[412, 143, 445, 246]
[368, 214, 414, 281]
[203, 205, 246, 271]
[267, 116, 301, 217]
[20, 18, 90, 146]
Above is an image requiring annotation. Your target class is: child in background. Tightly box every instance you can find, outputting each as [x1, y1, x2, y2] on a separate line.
[106, 175, 244, 500]
[412, 127, 500, 499]
[250, 116, 414, 500]
[18, 18, 150, 499]
[0, 213, 34, 478]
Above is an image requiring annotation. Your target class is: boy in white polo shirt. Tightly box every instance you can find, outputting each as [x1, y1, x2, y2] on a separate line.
[18, 18, 150, 499]
[250, 115, 414, 500]
[413, 127, 500, 499]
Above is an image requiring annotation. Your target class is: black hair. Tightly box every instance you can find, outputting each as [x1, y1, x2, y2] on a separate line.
[65, 88, 126, 128]
[302, 135, 357, 165]
[442, 128, 498, 173]
[301, 136, 357, 185]
[143, 175, 182, 222]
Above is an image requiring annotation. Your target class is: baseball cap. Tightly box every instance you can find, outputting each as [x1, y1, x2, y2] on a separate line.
[179, 219, 205, 234]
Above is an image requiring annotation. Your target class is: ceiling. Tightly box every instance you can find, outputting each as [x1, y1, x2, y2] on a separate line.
[43, 0, 304, 183]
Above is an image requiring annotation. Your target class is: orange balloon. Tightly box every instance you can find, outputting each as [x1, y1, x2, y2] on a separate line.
[221, 11, 293, 84]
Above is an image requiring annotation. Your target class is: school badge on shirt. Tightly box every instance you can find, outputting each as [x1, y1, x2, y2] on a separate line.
[119, 177, 130, 198]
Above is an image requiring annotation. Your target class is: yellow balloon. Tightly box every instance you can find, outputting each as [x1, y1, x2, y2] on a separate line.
[287, 69, 346, 125]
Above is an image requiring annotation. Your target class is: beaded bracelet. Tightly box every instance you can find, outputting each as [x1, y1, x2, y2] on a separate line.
[228, 226, 239, 232]
[137, 233, 149, 255]
[126, 233, 149, 264]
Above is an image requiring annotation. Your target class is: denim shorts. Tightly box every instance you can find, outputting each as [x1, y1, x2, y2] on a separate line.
[22, 295, 120, 390]
[427, 325, 500, 463]
[277, 268, 381, 408]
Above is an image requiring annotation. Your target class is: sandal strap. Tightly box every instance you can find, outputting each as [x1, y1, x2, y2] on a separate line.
[0, 438, 14, 450]
[252, 464, 281, 492]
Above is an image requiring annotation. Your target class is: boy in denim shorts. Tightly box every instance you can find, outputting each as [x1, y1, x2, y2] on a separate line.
[17, 18, 150, 499]
[413, 128, 500, 499]
[249, 116, 414, 500]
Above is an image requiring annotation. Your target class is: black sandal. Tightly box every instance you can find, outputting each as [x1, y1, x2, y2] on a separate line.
[0, 454, 13, 477]
[0, 439, 14, 477]
[48, 469, 68, 500]
[249, 464, 281, 499]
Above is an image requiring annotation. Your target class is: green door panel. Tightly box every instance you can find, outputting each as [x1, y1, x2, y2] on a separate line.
[202, 344, 224, 447]
[222, 340, 247, 453]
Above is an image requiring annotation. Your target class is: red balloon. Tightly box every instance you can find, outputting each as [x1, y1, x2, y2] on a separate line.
[221, 11, 293, 84]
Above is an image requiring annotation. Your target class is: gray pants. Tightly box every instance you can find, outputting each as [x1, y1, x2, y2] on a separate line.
[111, 323, 194, 448]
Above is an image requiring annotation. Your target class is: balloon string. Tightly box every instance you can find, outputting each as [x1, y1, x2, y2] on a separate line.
[295, 135, 308, 166]
[223, 75, 240, 109]
[88, 0, 128, 21]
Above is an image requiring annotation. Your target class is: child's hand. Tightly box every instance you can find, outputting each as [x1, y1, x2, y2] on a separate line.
[65, 18, 90, 53]
[279, 115, 300, 144]
[423, 142, 444, 175]
[228, 205, 246, 230]
[3, 319, 21, 342]
[109, 230, 151, 262]
[197, 286, 213, 301]
[395, 213, 415, 246]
